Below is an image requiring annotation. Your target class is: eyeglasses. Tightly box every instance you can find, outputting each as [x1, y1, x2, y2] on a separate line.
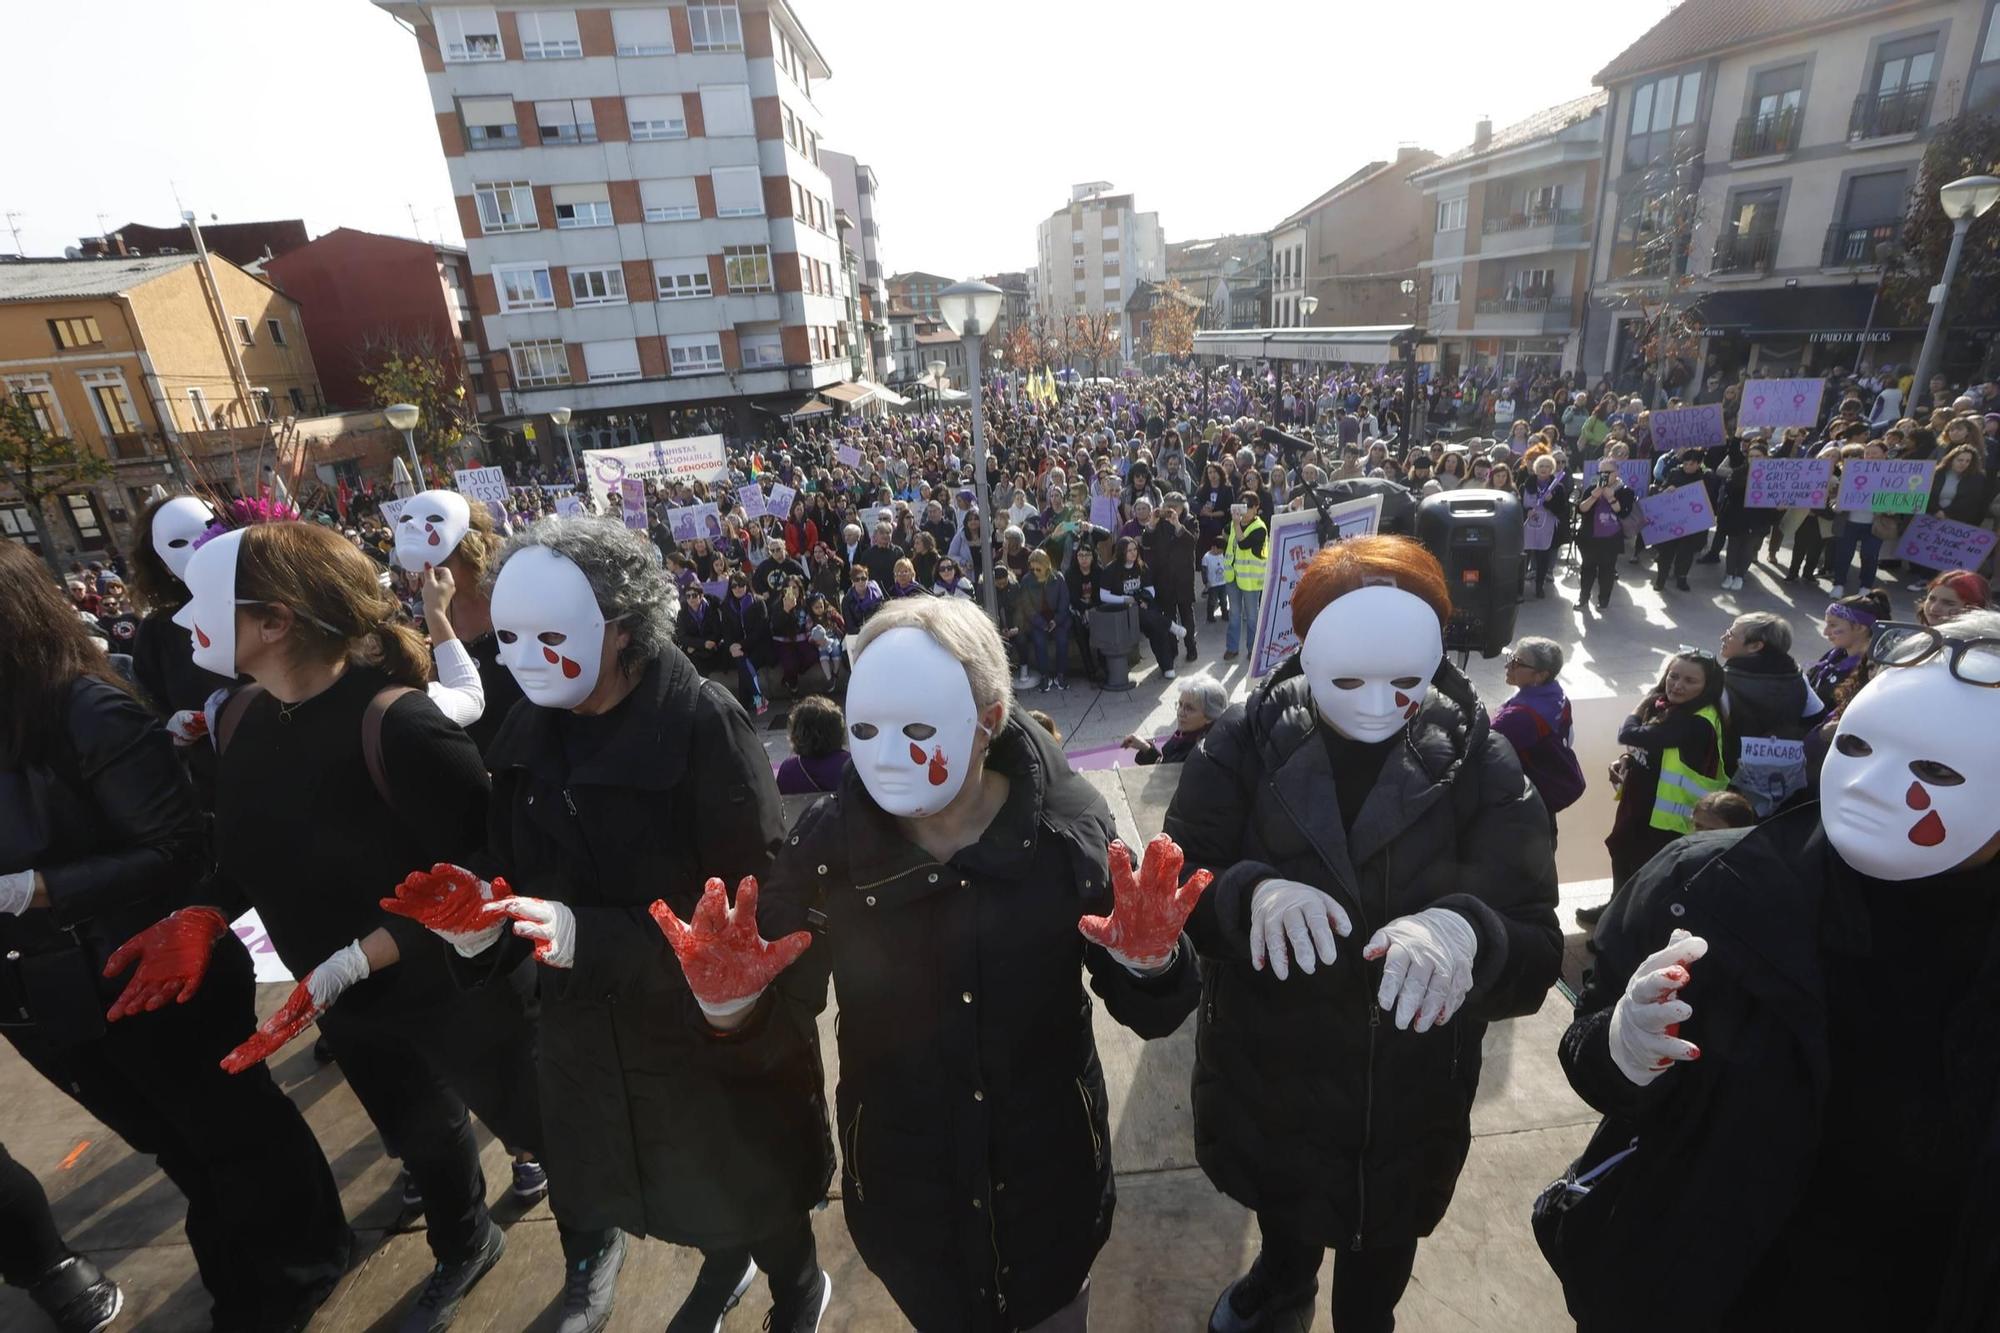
[1869, 621, 2000, 687]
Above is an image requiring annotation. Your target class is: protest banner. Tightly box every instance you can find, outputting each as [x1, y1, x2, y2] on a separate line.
[554, 496, 585, 517]
[736, 484, 768, 519]
[377, 498, 409, 527]
[1249, 495, 1384, 678]
[1896, 513, 1998, 572]
[1639, 483, 1716, 546]
[766, 483, 796, 518]
[1616, 460, 1652, 497]
[1836, 459, 1934, 514]
[452, 466, 509, 505]
[1088, 495, 1121, 531]
[1648, 403, 1728, 452]
[579, 435, 728, 509]
[619, 479, 648, 531]
[1745, 457, 1833, 509]
[667, 506, 700, 543]
[1735, 379, 1826, 432]
[836, 445, 863, 468]
[690, 503, 722, 541]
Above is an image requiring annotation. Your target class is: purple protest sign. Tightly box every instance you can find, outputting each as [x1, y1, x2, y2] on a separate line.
[736, 484, 768, 519]
[1896, 514, 1997, 572]
[1736, 378, 1826, 431]
[1836, 459, 1934, 514]
[1616, 460, 1652, 497]
[1745, 457, 1833, 509]
[619, 479, 648, 531]
[836, 445, 862, 468]
[1639, 483, 1716, 546]
[1648, 403, 1728, 452]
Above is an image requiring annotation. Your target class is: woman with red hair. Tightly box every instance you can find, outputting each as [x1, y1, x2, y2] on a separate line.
[1916, 568, 1990, 627]
[1166, 534, 1561, 1333]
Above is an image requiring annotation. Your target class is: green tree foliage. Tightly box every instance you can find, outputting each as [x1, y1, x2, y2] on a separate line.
[0, 392, 113, 567]
[1884, 112, 2000, 330]
[356, 332, 477, 472]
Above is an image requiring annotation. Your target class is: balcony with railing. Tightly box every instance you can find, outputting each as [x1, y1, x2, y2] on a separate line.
[1732, 108, 1801, 159]
[1479, 206, 1587, 251]
[1823, 218, 1902, 268]
[1712, 228, 1779, 275]
[1848, 84, 1930, 140]
[1472, 293, 1573, 333]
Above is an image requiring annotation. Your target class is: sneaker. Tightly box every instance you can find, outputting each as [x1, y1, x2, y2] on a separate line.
[755, 699, 770, 717]
[1206, 1255, 1315, 1333]
[556, 1231, 627, 1333]
[1696, 554, 1722, 565]
[510, 1159, 548, 1205]
[312, 1034, 336, 1065]
[1163, 667, 1176, 680]
[1575, 902, 1608, 928]
[764, 1269, 832, 1333]
[1223, 649, 1239, 660]
[31, 1256, 122, 1333]
[1832, 585, 1848, 597]
[1676, 579, 1692, 592]
[397, 1221, 505, 1333]
[665, 1254, 755, 1333]
[399, 1169, 424, 1210]
[1185, 635, 1198, 662]
[1037, 679, 1051, 694]
[1053, 677, 1069, 691]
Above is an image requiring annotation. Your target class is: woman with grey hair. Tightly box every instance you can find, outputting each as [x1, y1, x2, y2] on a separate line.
[1122, 674, 1230, 764]
[1493, 636, 1587, 841]
[382, 518, 833, 1333]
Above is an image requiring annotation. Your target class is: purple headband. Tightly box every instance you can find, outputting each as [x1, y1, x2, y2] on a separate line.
[1826, 602, 1878, 629]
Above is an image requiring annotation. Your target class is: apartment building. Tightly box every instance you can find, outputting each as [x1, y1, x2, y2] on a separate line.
[1586, 0, 2000, 386]
[374, 0, 852, 453]
[820, 148, 890, 379]
[1031, 183, 1167, 363]
[0, 253, 322, 560]
[1268, 146, 1441, 331]
[886, 270, 953, 321]
[1167, 234, 1271, 330]
[1412, 94, 1607, 381]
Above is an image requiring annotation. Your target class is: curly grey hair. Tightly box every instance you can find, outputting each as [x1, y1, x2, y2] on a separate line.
[493, 517, 674, 674]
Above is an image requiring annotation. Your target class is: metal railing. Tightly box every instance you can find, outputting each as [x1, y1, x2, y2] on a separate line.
[1822, 219, 1902, 267]
[1732, 108, 1800, 158]
[1475, 295, 1554, 314]
[1481, 207, 1585, 235]
[1712, 228, 1779, 274]
[1849, 83, 1930, 140]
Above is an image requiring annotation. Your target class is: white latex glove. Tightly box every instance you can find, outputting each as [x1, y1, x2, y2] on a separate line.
[0, 868, 35, 917]
[1248, 878, 1353, 981]
[488, 895, 577, 969]
[1608, 929, 1707, 1087]
[424, 640, 487, 728]
[1362, 907, 1479, 1033]
[165, 709, 210, 746]
[309, 940, 374, 1004]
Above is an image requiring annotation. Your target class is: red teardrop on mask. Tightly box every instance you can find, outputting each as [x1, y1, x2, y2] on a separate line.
[560, 655, 581, 680]
[1909, 811, 1947, 847]
[427, 529, 441, 546]
[1394, 692, 1410, 708]
[1404, 701, 1420, 719]
[1906, 781, 1931, 810]
[928, 747, 950, 786]
[908, 742, 926, 765]
[194, 625, 211, 648]
[543, 646, 559, 664]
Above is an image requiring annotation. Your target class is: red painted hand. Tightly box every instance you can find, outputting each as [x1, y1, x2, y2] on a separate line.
[1078, 834, 1213, 969]
[219, 941, 370, 1074]
[381, 864, 509, 955]
[102, 906, 229, 1022]
[649, 877, 813, 1010]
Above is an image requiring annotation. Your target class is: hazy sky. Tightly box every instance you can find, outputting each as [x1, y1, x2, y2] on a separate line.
[4, 0, 1679, 276]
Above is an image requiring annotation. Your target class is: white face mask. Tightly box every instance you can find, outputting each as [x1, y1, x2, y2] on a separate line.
[1298, 586, 1444, 743]
[1822, 659, 2000, 880]
[171, 528, 245, 676]
[151, 496, 215, 582]
[392, 489, 471, 572]
[490, 547, 609, 710]
[846, 627, 984, 817]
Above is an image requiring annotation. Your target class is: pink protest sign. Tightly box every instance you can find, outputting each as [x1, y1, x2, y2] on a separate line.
[1745, 457, 1833, 508]
[1639, 483, 1716, 546]
[1736, 378, 1825, 431]
[1897, 514, 1997, 572]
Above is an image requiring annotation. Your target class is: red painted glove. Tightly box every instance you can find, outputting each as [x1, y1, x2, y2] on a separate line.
[102, 906, 229, 1021]
[219, 941, 370, 1074]
[649, 877, 812, 1019]
[381, 864, 508, 957]
[1078, 834, 1212, 972]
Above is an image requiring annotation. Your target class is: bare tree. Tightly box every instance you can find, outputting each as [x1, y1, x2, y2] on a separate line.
[1597, 146, 1710, 404]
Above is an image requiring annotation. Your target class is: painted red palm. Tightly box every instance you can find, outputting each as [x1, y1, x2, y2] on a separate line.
[380, 864, 507, 936]
[649, 876, 813, 1008]
[1078, 834, 1212, 966]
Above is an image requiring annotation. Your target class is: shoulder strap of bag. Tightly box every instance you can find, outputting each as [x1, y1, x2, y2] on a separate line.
[361, 686, 418, 806]
[213, 684, 266, 757]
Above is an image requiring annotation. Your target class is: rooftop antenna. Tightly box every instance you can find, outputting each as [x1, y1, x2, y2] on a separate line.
[3, 212, 23, 256]
[407, 202, 424, 240]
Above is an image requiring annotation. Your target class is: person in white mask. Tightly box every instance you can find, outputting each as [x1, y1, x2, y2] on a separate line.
[674, 596, 1209, 1333]
[1165, 534, 1561, 1333]
[1548, 609, 2000, 1333]
[126, 495, 234, 751]
[380, 488, 490, 731]
[380, 518, 833, 1333]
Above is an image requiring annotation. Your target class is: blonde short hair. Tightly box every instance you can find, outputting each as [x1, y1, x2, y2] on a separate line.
[849, 595, 1012, 721]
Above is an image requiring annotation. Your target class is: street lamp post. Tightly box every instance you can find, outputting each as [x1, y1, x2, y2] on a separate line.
[383, 403, 423, 484]
[1909, 175, 2000, 412]
[935, 279, 1006, 622]
[549, 405, 578, 488]
[1297, 295, 1319, 427]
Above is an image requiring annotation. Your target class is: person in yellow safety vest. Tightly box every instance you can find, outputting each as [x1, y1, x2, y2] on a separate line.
[1222, 493, 1268, 661]
[1587, 651, 1730, 927]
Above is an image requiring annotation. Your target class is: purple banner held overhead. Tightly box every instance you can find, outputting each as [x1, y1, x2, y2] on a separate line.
[1736, 378, 1826, 431]
[1639, 483, 1716, 546]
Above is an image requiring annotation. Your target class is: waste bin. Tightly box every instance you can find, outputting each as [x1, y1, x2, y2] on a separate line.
[1088, 603, 1141, 692]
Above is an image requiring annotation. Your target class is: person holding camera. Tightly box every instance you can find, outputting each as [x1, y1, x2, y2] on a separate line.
[1575, 460, 1638, 612]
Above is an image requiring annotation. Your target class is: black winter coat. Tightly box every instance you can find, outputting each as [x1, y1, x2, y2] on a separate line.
[760, 717, 1199, 1332]
[1555, 807, 2000, 1331]
[1165, 657, 1560, 1248]
[720, 594, 775, 667]
[480, 648, 831, 1244]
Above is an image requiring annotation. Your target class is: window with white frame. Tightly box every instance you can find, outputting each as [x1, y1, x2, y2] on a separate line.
[711, 167, 764, 218]
[187, 387, 211, 429]
[1431, 272, 1461, 304]
[1436, 197, 1467, 232]
[668, 333, 725, 374]
[738, 330, 783, 367]
[1102, 224, 1120, 240]
[536, 99, 597, 144]
[655, 258, 714, 299]
[509, 339, 571, 387]
[494, 263, 556, 311]
[265, 317, 287, 345]
[627, 94, 686, 141]
[78, 369, 140, 436]
[1102, 275, 1121, 291]
[233, 316, 255, 345]
[723, 244, 773, 292]
[5, 373, 64, 434]
[688, 3, 742, 51]
[435, 6, 502, 61]
[612, 7, 673, 54]
[583, 339, 642, 382]
[640, 178, 699, 222]
[552, 183, 613, 229]
[461, 97, 519, 149]
[517, 9, 580, 58]
[569, 266, 627, 306]
[475, 181, 536, 232]
[699, 84, 753, 137]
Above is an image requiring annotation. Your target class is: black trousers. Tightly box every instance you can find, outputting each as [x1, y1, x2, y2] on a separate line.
[1528, 545, 1558, 592]
[3, 935, 351, 1331]
[699, 1210, 819, 1304]
[1576, 541, 1622, 607]
[1651, 534, 1702, 585]
[0, 1143, 68, 1289]
[1258, 1214, 1419, 1333]
[1788, 520, 1828, 580]
[1136, 604, 1180, 671]
[318, 955, 543, 1265]
[1159, 593, 1198, 644]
